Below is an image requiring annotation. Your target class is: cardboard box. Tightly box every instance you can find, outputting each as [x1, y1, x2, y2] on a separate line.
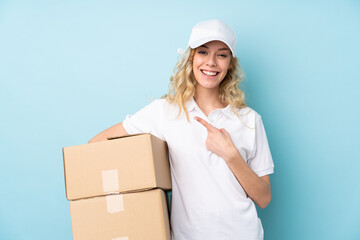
[63, 134, 171, 200]
[70, 189, 171, 240]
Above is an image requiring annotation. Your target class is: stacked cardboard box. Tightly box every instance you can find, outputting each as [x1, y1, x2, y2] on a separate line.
[63, 134, 172, 240]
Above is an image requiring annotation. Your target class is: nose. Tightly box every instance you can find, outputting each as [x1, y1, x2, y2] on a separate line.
[206, 54, 217, 67]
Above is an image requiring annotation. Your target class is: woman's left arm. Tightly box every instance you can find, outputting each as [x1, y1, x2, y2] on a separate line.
[195, 116, 271, 209]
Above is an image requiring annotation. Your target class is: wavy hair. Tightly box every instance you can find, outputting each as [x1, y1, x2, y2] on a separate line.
[164, 47, 246, 121]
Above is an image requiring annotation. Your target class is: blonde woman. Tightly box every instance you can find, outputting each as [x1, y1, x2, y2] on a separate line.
[90, 19, 274, 240]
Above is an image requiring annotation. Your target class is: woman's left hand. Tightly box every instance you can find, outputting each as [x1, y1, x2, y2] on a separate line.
[195, 116, 272, 208]
[194, 116, 238, 162]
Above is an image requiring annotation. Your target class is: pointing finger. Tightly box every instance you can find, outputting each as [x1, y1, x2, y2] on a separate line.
[220, 128, 229, 136]
[194, 116, 218, 132]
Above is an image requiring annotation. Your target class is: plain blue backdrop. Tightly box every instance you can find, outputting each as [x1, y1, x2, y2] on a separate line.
[1, 0, 359, 239]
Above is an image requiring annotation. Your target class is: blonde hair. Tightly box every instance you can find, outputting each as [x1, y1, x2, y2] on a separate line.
[164, 47, 246, 120]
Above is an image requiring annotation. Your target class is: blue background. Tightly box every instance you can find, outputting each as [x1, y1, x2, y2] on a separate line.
[1, 0, 359, 239]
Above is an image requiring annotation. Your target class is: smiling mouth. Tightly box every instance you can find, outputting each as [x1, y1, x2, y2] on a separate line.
[201, 70, 219, 76]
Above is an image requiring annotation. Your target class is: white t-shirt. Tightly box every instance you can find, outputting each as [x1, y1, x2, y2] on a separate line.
[123, 98, 274, 240]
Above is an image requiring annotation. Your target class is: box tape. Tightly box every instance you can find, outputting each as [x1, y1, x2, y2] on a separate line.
[102, 169, 120, 193]
[112, 237, 129, 240]
[106, 194, 124, 213]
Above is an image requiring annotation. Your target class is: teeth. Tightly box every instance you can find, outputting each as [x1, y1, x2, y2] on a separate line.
[202, 70, 217, 76]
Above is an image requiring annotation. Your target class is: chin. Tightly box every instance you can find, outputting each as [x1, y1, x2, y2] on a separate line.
[197, 82, 220, 90]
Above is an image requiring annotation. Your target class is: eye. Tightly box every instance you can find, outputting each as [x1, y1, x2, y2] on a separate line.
[197, 50, 207, 55]
[218, 53, 228, 58]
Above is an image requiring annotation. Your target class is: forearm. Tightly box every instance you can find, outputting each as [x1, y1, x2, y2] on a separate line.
[224, 150, 271, 209]
[88, 122, 128, 143]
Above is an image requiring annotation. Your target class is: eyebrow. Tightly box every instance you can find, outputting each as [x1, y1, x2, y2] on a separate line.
[199, 44, 230, 51]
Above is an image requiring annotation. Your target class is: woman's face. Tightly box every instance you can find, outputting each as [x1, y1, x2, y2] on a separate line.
[192, 40, 232, 91]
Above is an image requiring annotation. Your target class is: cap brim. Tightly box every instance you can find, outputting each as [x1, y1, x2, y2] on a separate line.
[189, 36, 235, 57]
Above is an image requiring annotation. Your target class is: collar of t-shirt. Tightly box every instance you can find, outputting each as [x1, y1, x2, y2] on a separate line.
[185, 98, 237, 122]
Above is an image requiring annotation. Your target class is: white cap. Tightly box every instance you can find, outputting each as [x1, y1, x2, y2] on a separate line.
[188, 19, 237, 57]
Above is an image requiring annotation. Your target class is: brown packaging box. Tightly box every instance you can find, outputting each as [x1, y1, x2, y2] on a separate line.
[70, 189, 171, 240]
[63, 134, 172, 200]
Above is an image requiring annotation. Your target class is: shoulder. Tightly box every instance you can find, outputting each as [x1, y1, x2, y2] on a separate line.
[146, 98, 177, 114]
[150, 98, 173, 105]
[150, 98, 166, 105]
[144, 98, 167, 109]
[155, 98, 178, 110]
[234, 106, 262, 129]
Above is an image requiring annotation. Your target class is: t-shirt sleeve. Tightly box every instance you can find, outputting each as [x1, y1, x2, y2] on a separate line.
[122, 99, 165, 140]
[248, 115, 274, 177]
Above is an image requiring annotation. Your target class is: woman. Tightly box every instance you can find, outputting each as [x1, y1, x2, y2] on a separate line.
[90, 19, 274, 240]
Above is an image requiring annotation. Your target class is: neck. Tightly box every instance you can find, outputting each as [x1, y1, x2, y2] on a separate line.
[194, 86, 227, 116]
